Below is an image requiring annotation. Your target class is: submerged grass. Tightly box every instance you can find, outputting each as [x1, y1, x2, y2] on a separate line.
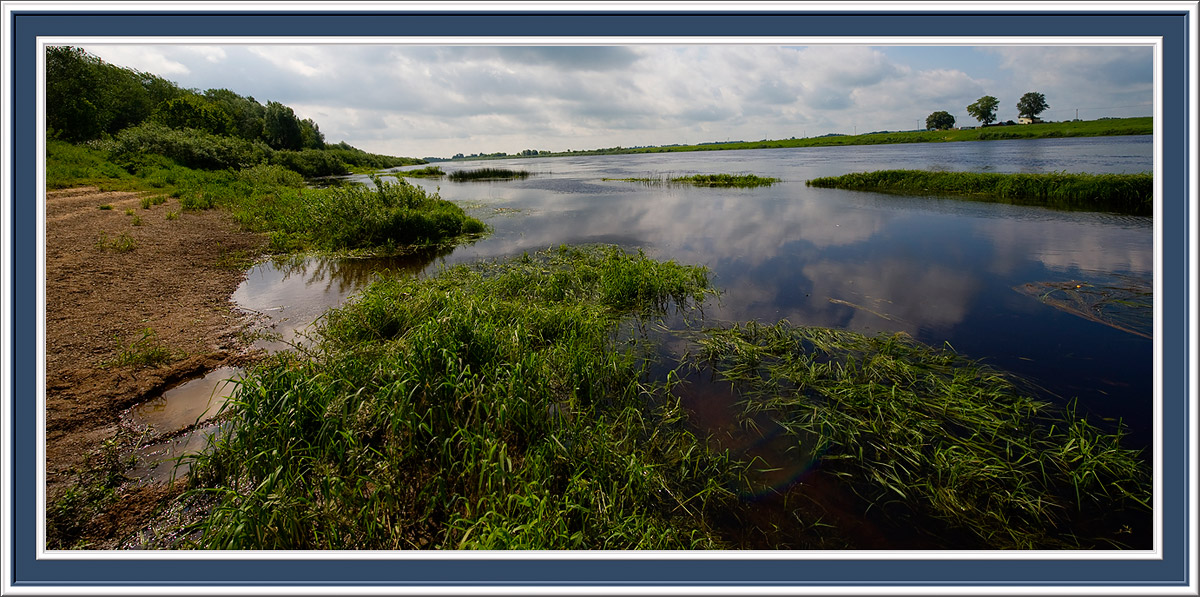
[448, 168, 531, 182]
[183, 245, 746, 549]
[806, 169, 1152, 215]
[687, 321, 1151, 549]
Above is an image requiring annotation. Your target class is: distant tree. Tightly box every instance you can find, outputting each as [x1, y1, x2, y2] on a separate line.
[966, 95, 999, 125]
[926, 111, 956, 131]
[1017, 92, 1050, 120]
[264, 101, 303, 150]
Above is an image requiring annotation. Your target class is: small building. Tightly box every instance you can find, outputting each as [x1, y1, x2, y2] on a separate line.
[1017, 116, 1043, 125]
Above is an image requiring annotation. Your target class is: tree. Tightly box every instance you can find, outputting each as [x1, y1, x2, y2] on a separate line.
[264, 101, 303, 150]
[966, 95, 999, 125]
[926, 111, 956, 131]
[153, 94, 234, 135]
[1017, 92, 1049, 120]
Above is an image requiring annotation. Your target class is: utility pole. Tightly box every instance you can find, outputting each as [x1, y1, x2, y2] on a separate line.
[1076, 108, 1079, 120]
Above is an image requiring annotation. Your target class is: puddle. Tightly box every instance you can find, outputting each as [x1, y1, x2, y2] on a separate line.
[233, 253, 441, 352]
[130, 424, 227, 484]
[130, 367, 242, 433]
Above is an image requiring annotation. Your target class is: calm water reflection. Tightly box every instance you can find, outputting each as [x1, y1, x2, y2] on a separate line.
[247, 136, 1155, 455]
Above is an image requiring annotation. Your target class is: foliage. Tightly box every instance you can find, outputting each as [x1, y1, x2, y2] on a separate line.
[46, 46, 181, 142]
[269, 149, 349, 178]
[1017, 92, 1050, 119]
[106, 122, 272, 171]
[184, 246, 740, 549]
[805, 169, 1152, 216]
[966, 95, 999, 125]
[152, 95, 235, 136]
[925, 111, 956, 131]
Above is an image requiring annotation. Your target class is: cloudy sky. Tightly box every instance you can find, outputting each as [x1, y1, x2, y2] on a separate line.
[79, 43, 1153, 159]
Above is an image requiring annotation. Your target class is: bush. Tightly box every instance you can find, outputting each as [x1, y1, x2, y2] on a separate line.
[269, 149, 349, 178]
[107, 122, 271, 171]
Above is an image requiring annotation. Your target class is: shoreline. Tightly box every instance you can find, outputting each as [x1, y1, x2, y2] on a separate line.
[44, 186, 267, 548]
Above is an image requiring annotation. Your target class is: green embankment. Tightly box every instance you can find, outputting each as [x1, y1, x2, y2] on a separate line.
[48, 140, 487, 254]
[458, 117, 1151, 160]
[806, 169, 1152, 215]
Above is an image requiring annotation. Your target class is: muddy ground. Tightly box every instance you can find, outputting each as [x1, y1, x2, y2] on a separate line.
[44, 187, 266, 548]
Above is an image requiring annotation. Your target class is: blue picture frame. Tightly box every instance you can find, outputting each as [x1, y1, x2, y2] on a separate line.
[4, 4, 1194, 594]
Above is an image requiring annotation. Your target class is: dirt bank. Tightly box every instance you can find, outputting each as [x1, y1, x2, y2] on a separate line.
[44, 187, 266, 546]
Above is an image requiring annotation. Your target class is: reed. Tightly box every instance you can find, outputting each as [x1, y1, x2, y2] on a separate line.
[805, 169, 1152, 215]
[447, 168, 531, 182]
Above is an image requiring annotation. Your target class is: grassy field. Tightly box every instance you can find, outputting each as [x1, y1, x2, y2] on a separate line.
[806, 169, 1153, 215]
[457, 117, 1151, 160]
[47, 141, 487, 254]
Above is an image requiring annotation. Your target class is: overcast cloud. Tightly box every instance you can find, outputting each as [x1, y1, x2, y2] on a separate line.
[80, 43, 1153, 159]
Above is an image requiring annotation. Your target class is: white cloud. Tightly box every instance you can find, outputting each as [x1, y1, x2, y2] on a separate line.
[75, 43, 1154, 158]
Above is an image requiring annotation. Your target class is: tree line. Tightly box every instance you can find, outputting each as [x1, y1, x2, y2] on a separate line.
[925, 92, 1050, 131]
[46, 46, 418, 176]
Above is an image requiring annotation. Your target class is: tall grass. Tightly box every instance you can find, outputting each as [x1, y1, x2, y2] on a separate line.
[448, 168, 530, 182]
[806, 170, 1152, 215]
[688, 321, 1151, 549]
[183, 245, 744, 549]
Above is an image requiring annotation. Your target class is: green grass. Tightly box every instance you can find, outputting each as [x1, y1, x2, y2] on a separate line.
[686, 321, 1151, 549]
[182, 245, 743, 549]
[448, 168, 531, 182]
[103, 327, 179, 369]
[610, 173, 780, 188]
[94, 231, 137, 253]
[397, 166, 446, 178]
[521, 117, 1152, 158]
[806, 170, 1153, 215]
[227, 175, 488, 254]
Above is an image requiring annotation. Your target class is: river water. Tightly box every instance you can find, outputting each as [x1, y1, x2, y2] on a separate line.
[139, 136, 1156, 544]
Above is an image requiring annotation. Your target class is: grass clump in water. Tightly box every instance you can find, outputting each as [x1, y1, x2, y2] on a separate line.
[184, 245, 746, 549]
[447, 167, 531, 182]
[670, 174, 779, 187]
[805, 169, 1152, 215]
[609, 173, 780, 188]
[397, 166, 445, 178]
[688, 321, 1150, 549]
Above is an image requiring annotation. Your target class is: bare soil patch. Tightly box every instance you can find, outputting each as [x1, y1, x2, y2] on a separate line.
[45, 186, 266, 546]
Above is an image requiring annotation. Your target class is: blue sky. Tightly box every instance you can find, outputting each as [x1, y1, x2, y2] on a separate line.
[79, 43, 1154, 159]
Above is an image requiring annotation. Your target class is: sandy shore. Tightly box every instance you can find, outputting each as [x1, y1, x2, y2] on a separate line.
[44, 186, 266, 547]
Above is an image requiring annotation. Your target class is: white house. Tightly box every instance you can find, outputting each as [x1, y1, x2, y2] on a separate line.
[1017, 116, 1043, 125]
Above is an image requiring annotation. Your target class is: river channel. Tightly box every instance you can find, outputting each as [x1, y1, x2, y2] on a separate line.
[134, 135, 1155, 546]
